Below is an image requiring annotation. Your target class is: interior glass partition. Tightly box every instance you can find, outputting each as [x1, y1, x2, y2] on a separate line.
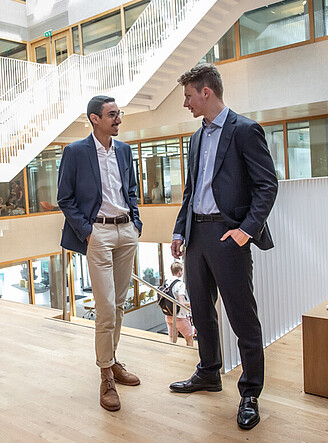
[136, 243, 161, 306]
[263, 124, 285, 179]
[71, 253, 94, 319]
[182, 136, 190, 184]
[33, 255, 67, 310]
[81, 11, 122, 55]
[54, 37, 68, 65]
[72, 26, 80, 53]
[0, 38, 27, 60]
[239, 0, 310, 56]
[26, 145, 62, 213]
[202, 27, 236, 63]
[287, 121, 311, 178]
[140, 138, 182, 204]
[35, 45, 48, 64]
[314, 0, 328, 37]
[0, 261, 30, 303]
[131, 143, 141, 204]
[0, 171, 26, 217]
[288, 118, 328, 179]
[124, 0, 150, 31]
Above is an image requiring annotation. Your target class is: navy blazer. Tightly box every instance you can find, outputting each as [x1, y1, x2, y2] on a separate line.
[57, 134, 142, 255]
[174, 110, 278, 250]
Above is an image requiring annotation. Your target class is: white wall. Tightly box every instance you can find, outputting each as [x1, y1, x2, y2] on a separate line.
[0, 0, 27, 41]
[0, 206, 180, 264]
[26, 0, 125, 29]
[221, 177, 328, 372]
[114, 40, 328, 142]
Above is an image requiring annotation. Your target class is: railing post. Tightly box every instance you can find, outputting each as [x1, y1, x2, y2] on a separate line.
[62, 247, 68, 321]
[172, 302, 177, 343]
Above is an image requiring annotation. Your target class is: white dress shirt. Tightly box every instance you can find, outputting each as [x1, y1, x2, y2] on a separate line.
[92, 133, 129, 218]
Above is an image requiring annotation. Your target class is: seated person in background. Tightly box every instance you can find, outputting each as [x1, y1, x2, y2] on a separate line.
[165, 262, 194, 347]
[151, 181, 163, 204]
[5, 196, 16, 213]
[13, 180, 24, 206]
[0, 197, 7, 216]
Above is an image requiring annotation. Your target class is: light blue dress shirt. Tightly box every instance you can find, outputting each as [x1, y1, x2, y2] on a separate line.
[173, 107, 229, 242]
[193, 106, 229, 214]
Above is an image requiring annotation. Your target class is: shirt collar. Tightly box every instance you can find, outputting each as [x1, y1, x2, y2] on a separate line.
[202, 106, 229, 130]
[92, 132, 113, 152]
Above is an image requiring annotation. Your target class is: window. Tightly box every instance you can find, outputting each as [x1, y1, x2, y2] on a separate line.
[182, 136, 190, 184]
[140, 138, 182, 204]
[137, 243, 161, 306]
[54, 37, 68, 65]
[26, 145, 62, 214]
[0, 38, 27, 60]
[0, 171, 26, 217]
[287, 121, 311, 178]
[288, 119, 328, 179]
[0, 261, 30, 304]
[72, 26, 80, 54]
[124, 0, 150, 32]
[131, 144, 141, 204]
[202, 26, 236, 63]
[33, 255, 67, 309]
[314, 0, 328, 37]
[263, 125, 285, 179]
[239, 0, 310, 56]
[81, 11, 122, 55]
[35, 44, 48, 64]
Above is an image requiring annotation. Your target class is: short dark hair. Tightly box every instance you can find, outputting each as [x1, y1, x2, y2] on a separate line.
[87, 95, 115, 125]
[177, 63, 223, 99]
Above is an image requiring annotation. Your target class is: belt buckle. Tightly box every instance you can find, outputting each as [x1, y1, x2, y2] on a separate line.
[102, 216, 106, 226]
[113, 216, 118, 225]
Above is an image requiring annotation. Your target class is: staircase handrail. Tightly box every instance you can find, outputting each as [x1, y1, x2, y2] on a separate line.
[0, 0, 203, 169]
[131, 272, 191, 314]
[0, 56, 55, 102]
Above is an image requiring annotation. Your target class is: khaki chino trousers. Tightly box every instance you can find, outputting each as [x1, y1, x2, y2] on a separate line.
[86, 221, 138, 368]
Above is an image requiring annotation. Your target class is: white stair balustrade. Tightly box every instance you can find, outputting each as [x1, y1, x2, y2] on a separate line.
[0, 0, 277, 182]
[0, 57, 54, 104]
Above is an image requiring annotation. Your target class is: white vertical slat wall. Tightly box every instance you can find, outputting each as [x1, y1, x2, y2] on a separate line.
[221, 177, 328, 373]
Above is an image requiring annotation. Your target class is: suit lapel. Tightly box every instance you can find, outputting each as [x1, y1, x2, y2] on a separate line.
[114, 140, 123, 180]
[86, 134, 102, 198]
[212, 110, 236, 179]
[114, 141, 128, 198]
[191, 128, 203, 188]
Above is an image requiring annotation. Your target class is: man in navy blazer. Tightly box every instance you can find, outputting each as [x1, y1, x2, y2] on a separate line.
[169, 65, 278, 430]
[58, 96, 142, 412]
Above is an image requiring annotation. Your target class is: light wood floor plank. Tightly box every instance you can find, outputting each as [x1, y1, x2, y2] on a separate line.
[0, 299, 327, 442]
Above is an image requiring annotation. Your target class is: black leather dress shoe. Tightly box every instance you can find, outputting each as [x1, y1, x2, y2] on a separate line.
[169, 372, 222, 393]
[237, 396, 260, 430]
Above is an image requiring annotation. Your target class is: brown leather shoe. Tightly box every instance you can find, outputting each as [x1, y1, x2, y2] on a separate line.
[100, 367, 121, 411]
[112, 361, 140, 386]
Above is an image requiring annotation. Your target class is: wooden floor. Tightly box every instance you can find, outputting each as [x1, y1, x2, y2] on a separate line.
[0, 300, 327, 442]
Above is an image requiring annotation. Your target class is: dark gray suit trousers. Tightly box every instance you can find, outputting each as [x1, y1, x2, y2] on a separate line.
[185, 219, 264, 398]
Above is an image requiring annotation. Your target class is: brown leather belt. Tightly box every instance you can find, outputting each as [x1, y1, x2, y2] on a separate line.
[193, 213, 224, 222]
[94, 214, 130, 225]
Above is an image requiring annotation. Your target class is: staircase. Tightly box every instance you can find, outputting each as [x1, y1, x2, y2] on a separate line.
[0, 0, 276, 182]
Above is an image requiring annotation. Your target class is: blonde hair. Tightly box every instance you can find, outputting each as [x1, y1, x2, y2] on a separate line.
[171, 262, 183, 276]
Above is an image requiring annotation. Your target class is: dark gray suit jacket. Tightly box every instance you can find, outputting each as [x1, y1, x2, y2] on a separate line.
[174, 110, 278, 250]
[57, 134, 142, 255]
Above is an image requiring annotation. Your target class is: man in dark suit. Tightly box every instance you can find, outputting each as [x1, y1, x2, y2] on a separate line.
[57, 96, 142, 412]
[170, 65, 278, 430]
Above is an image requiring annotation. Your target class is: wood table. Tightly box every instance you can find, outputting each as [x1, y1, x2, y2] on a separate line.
[302, 299, 328, 397]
